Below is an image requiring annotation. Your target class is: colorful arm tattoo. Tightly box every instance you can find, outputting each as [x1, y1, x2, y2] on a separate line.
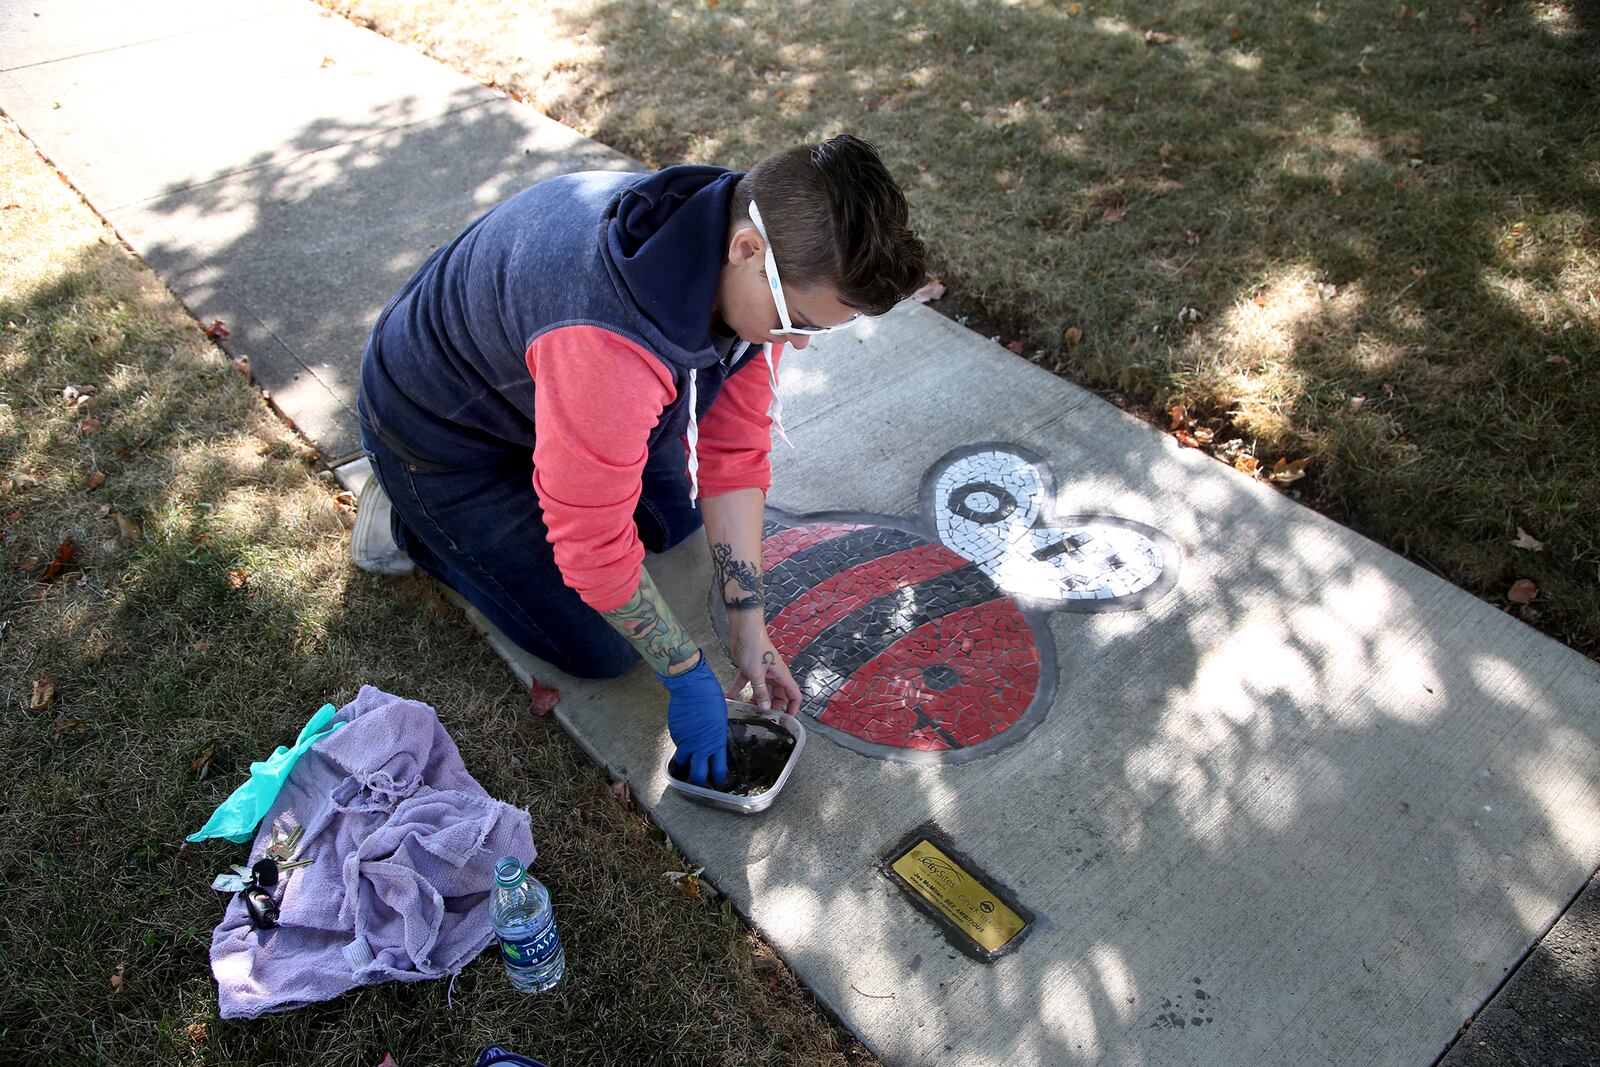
[600, 567, 701, 675]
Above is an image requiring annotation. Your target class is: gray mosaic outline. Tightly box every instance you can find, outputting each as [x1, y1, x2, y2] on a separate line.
[917, 442, 1182, 614]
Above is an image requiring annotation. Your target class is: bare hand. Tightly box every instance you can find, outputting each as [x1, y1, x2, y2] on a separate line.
[727, 625, 802, 715]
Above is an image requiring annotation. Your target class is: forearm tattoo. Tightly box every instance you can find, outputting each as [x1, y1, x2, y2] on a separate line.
[711, 541, 763, 614]
[600, 567, 699, 675]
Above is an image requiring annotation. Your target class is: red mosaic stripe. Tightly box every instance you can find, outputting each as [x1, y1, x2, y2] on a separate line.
[767, 543, 972, 659]
[818, 600, 1040, 751]
[760, 522, 869, 571]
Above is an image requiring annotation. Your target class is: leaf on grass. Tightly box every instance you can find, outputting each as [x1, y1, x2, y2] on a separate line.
[1005, 339, 1025, 355]
[204, 319, 230, 340]
[52, 717, 88, 738]
[663, 870, 702, 898]
[1102, 206, 1127, 224]
[85, 471, 106, 491]
[529, 677, 561, 717]
[1185, 229, 1201, 246]
[1177, 305, 1207, 324]
[1168, 403, 1188, 429]
[109, 963, 125, 994]
[182, 1022, 207, 1044]
[231, 355, 252, 381]
[1063, 325, 1083, 346]
[374, 1055, 398, 1067]
[1193, 426, 1216, 445]
[1229, 25, 1245, 40]
[1507, 579, 1538, 604]
[78, 417, 103, 437]
[111, 513, 140, 541]
[910, 279, 946, 303]
[1066, 3, 1080, 14]
[1233, 454, 1261, 477]
[1510, 527, 1544, 552]
[227, 568, 249, 589]
[30, 675, 57, 711]
[95, 504, 111, 518]
[189, 744, 215, 775]
[1269, 457, 1310, 484]
[41, 539, 77, 581]
[1252, 291, 1269, 307]
[1144, 29, 1176, 44]
[610, 780, 633, 811]
[1174, 429, 1200, 448]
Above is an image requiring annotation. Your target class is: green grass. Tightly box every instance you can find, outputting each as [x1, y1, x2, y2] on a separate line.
[0, 120, 870, 1066]
[329, 0, 1600, 657]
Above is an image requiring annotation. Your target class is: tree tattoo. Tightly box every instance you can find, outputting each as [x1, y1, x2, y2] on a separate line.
[712, 541, 763, 614]
[599, 567, 699, 675]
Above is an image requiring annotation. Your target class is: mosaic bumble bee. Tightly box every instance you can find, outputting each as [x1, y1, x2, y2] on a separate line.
[712, 443, 1180, 764]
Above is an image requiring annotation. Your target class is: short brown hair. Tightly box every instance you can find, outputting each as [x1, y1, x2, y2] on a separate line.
[731, 134, 927, 317]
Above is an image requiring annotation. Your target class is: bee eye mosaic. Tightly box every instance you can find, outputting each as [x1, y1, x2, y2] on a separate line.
[713, 444, 1182, 763]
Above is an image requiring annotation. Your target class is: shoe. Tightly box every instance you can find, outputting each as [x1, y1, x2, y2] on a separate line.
[350, 473, 415, 575]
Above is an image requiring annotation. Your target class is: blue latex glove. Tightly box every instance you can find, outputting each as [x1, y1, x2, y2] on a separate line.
[659, 653, 729, 788]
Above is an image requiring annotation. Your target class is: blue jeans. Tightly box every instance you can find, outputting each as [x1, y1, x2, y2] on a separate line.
[360, 425, 703, 679]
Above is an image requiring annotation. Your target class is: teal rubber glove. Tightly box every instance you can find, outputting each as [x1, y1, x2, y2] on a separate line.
[659, 653, 729, 788]
[186, 703, 345, 844]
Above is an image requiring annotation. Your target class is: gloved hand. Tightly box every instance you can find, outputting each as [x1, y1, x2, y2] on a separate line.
[658, 652, 729, 788]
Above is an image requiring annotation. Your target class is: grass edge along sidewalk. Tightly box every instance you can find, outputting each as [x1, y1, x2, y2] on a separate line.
[0, 116, 876, 1067]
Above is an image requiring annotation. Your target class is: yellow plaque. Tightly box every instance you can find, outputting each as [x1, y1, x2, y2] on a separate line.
[889, 838, 1027, 955]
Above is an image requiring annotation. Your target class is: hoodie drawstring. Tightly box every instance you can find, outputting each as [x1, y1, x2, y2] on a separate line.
[764, 341, 793, 449]
[685, 372, 701, 503]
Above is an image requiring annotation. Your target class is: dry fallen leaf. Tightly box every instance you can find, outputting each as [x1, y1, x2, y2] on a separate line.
[182, 1022, 207, 1044]
[204, 319, 230, 340]
[231, 355, 252, 381]
[78, 417, 103, 437]
[1233, 454, 1261, 477]
[109, 963, 125, 994]
[1252, 291, 1269, 307]
[374, 1055, 398, 1067]
[910, 278, 946, 303]
[1177, 305, 1207, 324]
[227, 568, 249, 589]
[52, 717, 88, 738]
[1167, 403, 1188, 429]
[41, 539, 77, 581]
[1102, 206, 1127, 224]
[30, 675, 57, 711]
[1144, 29, 1176, 44]
[1005, 339, 1025, 355]
[1185, 229, 1201, 246]
[1063, 325, 1083, 346]
[529, 677, 561, 717]
[1192, 426, 1216, 445]
[1229, 25, 1245, 41]
[1510, 527, 1545, 552]
[1174, 429, 1200, 448]
[1269, 457, 1310, 484]
[662, 870, 702, 899]
[85, 471, 106, 491]
[188, 743, 216, 775]
[1066, 2, 1080, 14]
[111, 513, 140, 541]
[320, 55, 337, 68]
[610, 780, 633, 811]
[1507, 578, 1538, 605]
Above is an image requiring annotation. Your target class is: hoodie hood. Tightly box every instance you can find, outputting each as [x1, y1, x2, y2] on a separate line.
[604, 164, 743, 370]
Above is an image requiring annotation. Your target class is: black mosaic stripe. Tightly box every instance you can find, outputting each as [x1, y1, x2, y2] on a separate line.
[787, 563, 1001, 741]
[763, 525, 930, 622]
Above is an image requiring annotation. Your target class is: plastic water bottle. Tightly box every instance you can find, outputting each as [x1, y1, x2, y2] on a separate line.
[490, 856, 565, 992]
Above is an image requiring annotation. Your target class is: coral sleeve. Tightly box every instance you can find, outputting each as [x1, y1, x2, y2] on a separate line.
[526, 325, 677, 612]
[695, 343, 783, 499]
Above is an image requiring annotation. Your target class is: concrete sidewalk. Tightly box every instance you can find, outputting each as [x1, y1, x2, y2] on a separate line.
[5, 3, 1599, 1064]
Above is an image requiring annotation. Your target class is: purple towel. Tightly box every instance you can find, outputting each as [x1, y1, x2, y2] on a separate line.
[211, 686, 534, 1019]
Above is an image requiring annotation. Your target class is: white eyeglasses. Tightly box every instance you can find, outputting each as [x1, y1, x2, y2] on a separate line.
[748, 200, 861, 337]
